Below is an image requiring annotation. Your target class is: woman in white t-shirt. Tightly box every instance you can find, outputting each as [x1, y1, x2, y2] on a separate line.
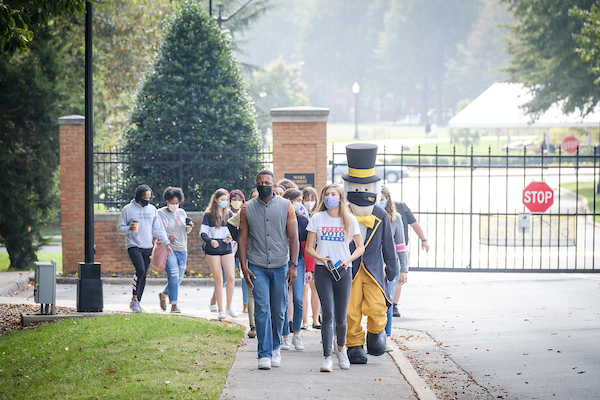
[306, 183, 364, 372]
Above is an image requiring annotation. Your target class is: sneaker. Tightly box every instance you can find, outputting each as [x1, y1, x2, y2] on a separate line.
[218, 311, 226, 320]
[272, 348, 281, 367]
[292, 335, 304, 351]
[226, 308, 238, 318]
[130, 299, 143, 313]
[320, 357, 333, 372]
[393, 304, 401, 318]
[258, 357, 271, 370]
[337, 347, 350, 370]
[281, 337, 291, 350]
[248, 326, 257, 338]
[170, 305, 182, 314]
[386, 342, 394, 352]
[210, 304, 218, 312]
[158, 293, 167, 311]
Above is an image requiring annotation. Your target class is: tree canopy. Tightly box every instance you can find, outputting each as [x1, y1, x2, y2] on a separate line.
[0, 0, 86, 54]
[121, 1, 261, 210]
[503, 0, 600, 117]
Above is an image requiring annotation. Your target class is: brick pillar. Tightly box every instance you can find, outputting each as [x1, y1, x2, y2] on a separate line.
[271, 107, 329, 191]
[59, 115, 85, 274]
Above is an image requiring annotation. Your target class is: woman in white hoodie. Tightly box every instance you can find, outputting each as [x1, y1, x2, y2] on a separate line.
[117, 184, 172, 313]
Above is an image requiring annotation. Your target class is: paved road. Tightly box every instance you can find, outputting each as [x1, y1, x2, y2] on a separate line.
[392, 271, 600, 399]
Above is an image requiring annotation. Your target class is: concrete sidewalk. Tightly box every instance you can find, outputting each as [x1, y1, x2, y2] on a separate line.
[222, 329, 422, 400]
[0, 272, 436, 400]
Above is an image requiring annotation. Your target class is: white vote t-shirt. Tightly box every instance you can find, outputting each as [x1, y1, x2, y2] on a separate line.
[306, 211, 360, 265]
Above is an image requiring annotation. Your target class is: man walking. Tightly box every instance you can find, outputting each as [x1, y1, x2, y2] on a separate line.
[239, 170, 299, 370]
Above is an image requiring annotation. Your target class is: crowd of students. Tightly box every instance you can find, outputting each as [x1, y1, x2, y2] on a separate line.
[117, 173, 428, 372]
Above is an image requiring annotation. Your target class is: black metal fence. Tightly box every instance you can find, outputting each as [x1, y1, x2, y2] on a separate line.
[331, 144, 599, 272]
[94, 145, 272, 211]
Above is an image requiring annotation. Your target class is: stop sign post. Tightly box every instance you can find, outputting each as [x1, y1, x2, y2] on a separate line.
[523, 182, 554, 213]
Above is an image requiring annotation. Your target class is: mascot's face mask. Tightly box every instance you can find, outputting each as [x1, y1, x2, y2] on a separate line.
[347, 181, 377, 216]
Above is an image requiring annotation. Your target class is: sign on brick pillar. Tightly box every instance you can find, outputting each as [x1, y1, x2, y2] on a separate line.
[59, 115, 86, 274]
[271, 107, 329, 191]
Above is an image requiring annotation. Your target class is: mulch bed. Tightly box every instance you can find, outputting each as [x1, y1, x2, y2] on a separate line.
[0, 304, 76, 337]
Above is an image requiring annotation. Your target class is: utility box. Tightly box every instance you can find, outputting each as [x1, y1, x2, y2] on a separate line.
[34, 260, 56, 315]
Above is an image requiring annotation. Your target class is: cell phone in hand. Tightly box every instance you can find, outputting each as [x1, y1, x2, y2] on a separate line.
[327, 258, 342, 282]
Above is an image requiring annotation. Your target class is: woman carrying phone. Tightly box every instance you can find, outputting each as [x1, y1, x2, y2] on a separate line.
[201, 188, 236, 320]
[305, 183, 364, 372]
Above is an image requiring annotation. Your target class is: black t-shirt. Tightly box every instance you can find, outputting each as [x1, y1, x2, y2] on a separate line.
[394, 202, 416, 244]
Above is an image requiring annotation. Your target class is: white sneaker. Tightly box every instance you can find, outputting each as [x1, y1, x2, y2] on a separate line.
[218, 311, 226, 320]
[320, 357, 333, 372]
[226, 308, 238, 318]
[281, 337, 291, 350]
[337, 347, 350, 370]
[385, 341, 394, 352]
[210, 304, 218, 312]
[292, 335, 304, 351]
[258, 357, 271, 370]
[272, 348, 281, 367]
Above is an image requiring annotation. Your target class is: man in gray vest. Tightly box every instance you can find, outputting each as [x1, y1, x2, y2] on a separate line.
[239, 170, 299, 370]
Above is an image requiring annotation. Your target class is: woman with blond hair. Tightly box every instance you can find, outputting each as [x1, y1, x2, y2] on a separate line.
[305, 184, 364, 372]
[201, 188, 237, 320]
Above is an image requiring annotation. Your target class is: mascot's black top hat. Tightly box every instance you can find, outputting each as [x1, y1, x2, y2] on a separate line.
[342, 143, 381, 184]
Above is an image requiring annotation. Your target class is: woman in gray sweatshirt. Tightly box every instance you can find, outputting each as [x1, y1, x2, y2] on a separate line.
[117, 184, 172, 313]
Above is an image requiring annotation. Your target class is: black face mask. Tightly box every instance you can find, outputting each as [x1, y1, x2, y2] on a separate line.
[139, 199, 150, 207]
[347, 191, 377, 207]
[256, 185, 273, 199]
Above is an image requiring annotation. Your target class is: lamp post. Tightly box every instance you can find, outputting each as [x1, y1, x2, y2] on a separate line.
[353, 82, 360, 140]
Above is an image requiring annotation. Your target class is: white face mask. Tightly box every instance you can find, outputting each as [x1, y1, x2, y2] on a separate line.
[167, 203, 179, 212]
[304, 201, 316, 211]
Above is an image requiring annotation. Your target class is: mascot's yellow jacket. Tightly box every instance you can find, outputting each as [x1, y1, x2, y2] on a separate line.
[349, 204, 398, 305]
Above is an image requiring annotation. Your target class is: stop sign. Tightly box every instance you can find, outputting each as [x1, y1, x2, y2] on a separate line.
[562, 136, 579, 154]
[523, 182, 554, 213]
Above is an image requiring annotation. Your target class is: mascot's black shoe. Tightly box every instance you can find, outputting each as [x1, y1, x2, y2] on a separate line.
[347, 345, 368, 364]
[366, 331, 387, 356]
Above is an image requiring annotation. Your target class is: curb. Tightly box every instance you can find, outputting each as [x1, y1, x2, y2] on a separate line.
[56, 277, 245, 286]
[388, 334, 439, 400]
[0, 274, 33, 297]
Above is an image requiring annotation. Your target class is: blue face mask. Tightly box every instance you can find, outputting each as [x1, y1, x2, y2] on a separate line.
[218, 200, 228, 209]
[324, 195, 340, 210]
[377, 201, 386, 208]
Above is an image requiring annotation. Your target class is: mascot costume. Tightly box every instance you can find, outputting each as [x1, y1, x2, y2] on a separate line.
[343, 143, 398, 364]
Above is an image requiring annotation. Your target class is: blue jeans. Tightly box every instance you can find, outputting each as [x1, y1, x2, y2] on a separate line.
[237, 258, 248, 305]
[163, 251, 187, 305]
[385, 271, 400, 336]
[249, 263, 289, 359]
[283, 258, 305, 335]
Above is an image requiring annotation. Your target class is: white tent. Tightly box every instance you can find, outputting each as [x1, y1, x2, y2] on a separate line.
[449, 82, 600, 129]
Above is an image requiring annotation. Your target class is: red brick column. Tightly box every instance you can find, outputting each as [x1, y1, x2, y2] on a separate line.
[59, 115, 85, 274]
[271, 107, 329, 191]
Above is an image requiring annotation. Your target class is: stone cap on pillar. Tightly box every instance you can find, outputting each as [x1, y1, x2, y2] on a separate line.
[271, 106, 329, 123]
[58, 115, 85, 125]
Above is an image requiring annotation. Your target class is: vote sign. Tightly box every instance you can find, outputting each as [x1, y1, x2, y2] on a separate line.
[523, 182, 554, 213]
[561, 136, 579, 154]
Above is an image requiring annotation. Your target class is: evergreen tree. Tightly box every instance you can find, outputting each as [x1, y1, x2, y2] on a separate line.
[122, 1, 261, 210]
[0, 19, 76, 270]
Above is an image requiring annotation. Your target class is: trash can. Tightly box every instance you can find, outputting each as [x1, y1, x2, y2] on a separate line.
[77, 262, 103, 312]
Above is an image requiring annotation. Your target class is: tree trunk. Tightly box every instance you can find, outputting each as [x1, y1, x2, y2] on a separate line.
[6, 237, 37, 271]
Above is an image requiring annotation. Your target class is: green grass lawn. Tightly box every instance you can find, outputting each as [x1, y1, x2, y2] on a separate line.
[0, 252, 62, 272]
[0, 313, 243, 400]
[560, 181, 600, 222]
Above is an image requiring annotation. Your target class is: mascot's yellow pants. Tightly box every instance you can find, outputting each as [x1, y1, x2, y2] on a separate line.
[346, 266, 388, 347]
